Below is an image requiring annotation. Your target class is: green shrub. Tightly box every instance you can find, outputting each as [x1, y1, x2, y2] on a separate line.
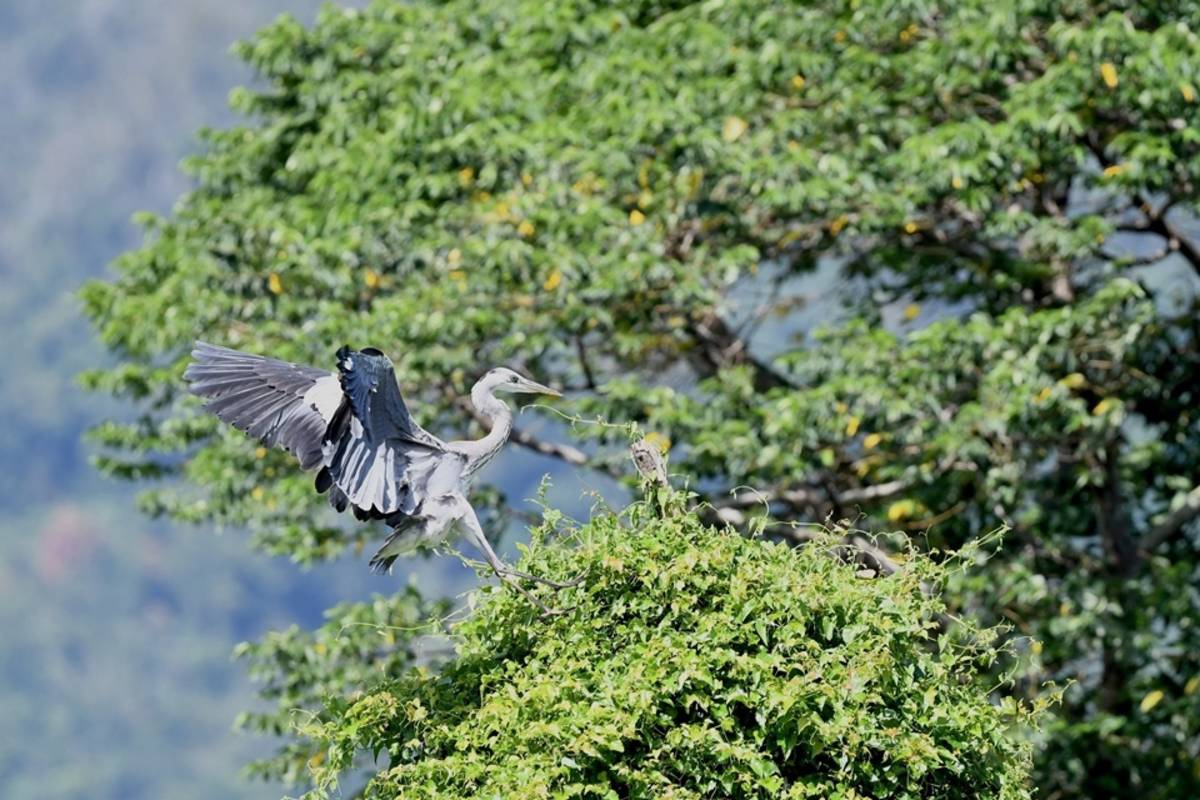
[298, 498, 1039, 799]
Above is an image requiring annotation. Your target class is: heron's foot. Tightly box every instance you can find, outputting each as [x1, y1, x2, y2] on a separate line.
[500, 575, 575, 617]
[499, 567, 585, 590]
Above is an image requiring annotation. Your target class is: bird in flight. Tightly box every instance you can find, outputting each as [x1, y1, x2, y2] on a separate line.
[185, 342, 578, 612]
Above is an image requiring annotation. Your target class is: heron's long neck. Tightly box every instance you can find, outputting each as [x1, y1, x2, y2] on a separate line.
[468, 382, 513, 470]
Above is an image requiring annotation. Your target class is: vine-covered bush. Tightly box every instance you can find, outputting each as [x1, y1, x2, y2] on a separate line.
[291, 499, 1039, 799]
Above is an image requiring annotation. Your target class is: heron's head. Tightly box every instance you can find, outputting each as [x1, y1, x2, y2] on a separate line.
[485, 367, 561, 397]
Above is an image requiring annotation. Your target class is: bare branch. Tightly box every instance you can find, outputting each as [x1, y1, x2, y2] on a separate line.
[574, 334, 598, 390]
[508, 426, 591, 466]
[706, 478, 913, 532]
[1141, 484, 1200, 554]
[686, 311, 796, 391]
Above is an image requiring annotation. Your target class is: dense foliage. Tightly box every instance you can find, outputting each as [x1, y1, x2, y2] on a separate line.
[82, 1, 1200, 797]
[273, 500, 1039, 800]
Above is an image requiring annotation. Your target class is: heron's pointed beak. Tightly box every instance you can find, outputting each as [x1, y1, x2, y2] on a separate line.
[519, 378, 561, 397]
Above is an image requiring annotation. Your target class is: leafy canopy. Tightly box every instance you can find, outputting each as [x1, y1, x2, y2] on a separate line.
[285, 499, 1038, 800]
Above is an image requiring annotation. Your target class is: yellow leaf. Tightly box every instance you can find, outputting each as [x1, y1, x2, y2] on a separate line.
[521, 171, 534, 186]
[834, 401, 848, 414]
[308, 751, 325, 768]
[629, 209, 646, 226]
[251, 486, 265, 501]
[1031, 640, 1043, 655]
[1100, 62, 1119, 89]
[1058, 372, 1087, 389]
[903, 303, 920, 321]
[845, 416, 861, 436]
[951, 175, 964, 189]
[1103, 164, 1124, 178]
[313, 642, 327, 655]
[722, 116, 748, 142]
[887, 499, 915, 523]
[447, 248, 462, 265]
[517, 220, 536, 238]
[1139, 689, 1164, 712]
[1092, 398, 1116, 416]
[791, 74, 806, 90]
[1182, 83, 1197, 103]
[834, 29, 846, 43]
[637, 161, 651, 189]
[364, 269, 380, 289]
[1185, 675, 1200, 696]
[787, 140, 801, 153]
[863, 433, 883, 450]
[449, 269, 467, 285]
[267, 272, 283, 295]
[254, 447, 267, 459]
[1035, 386, 1054, 404]
[458, 166, 475, 186]
[903, 221, 920, 235]
[542, 269, 563, 291]
[643, 431, 671, 453]
[829, 215, 849, 235]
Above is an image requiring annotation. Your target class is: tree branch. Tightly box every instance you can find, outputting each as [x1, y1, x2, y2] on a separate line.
[686, 311, 795, 391]
[508, 425, 591, 466]
[708, 478, 912, 528]
[1140, 484, 1200, 554]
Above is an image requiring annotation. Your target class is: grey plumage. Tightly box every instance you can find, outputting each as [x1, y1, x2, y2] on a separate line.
[184, 342, 340, 470]
[185, 341, 575, 607]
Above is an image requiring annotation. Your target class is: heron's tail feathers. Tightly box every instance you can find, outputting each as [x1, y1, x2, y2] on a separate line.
[368, 553, 398, 574]
[368, 518, 426, 574]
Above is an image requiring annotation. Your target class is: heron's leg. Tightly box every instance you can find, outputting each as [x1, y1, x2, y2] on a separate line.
[456, 503, 582, 598]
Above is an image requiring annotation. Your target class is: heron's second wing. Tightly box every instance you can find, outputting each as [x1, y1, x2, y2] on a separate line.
[185, 342, 341, 470]
[334, 346, 444, 448]
[317, 399, 466, 519]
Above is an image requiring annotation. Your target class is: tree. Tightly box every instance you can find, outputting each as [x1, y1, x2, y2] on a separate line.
[82, 2, 1200, 797]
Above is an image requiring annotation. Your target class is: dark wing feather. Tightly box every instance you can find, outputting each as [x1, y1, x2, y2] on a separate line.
[185, 342, 339, 470]
[333, 346, 436, 445]
[316, 347, 461, 519]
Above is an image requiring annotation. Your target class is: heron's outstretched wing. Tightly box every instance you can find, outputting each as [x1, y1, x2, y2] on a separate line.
[316, 347, 463, 520]
[184, 342, 341, 470]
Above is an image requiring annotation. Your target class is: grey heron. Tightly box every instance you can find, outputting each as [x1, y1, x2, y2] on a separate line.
[184, 342, 579, 610]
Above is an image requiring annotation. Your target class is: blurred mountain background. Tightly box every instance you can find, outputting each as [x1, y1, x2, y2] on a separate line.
[0, 3, 588, 797]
